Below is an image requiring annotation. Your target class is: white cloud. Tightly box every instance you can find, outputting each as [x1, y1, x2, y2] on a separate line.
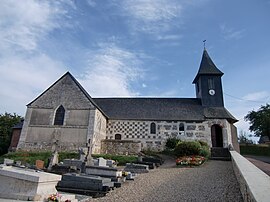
[0, 0, 72, 52]
[220, 24, 245, 40]
[86, 0, 97, 7]
[242, 91, 269, 102]
[156, 34, 183, 41]
[0, 0, 73, 115]
[0, 54, 66, 115]
[80, 44, 144, 97]
[120, 0, 182, 33]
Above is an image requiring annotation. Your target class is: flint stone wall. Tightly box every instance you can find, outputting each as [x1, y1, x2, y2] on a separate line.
[101, 139, 141, 155]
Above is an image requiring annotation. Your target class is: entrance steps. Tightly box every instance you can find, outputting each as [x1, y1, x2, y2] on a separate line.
[210, 147, 231, 161]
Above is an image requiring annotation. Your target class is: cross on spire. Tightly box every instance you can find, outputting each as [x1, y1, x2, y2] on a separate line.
[203, 40, 206, 49]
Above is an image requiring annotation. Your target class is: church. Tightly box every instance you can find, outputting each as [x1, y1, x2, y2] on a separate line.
[17, 49, 239, 154]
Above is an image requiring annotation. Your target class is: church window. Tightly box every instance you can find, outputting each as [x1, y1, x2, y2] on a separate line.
[208, 78, 215, 89]
[179, 123, 185, 131]
[54, 105, 65, 125]
[115, 134, 121, 140]
[150, 122, 156, 134]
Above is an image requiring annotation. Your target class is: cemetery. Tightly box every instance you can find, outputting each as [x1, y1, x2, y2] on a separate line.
[0, 144, 166, 201]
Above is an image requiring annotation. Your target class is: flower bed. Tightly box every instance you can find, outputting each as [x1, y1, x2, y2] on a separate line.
[176, 156, 205, 166]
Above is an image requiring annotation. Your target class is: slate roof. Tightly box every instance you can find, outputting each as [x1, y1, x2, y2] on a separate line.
[93, 98, 237, 123]
[193, 49, 224, 83]
[12, 120, 24, 129]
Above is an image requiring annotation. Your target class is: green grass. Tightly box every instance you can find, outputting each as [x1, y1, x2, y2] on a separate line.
[0, 151, 137, 166]
[240, 144, 270, 156]
[0, 151, 79, 165]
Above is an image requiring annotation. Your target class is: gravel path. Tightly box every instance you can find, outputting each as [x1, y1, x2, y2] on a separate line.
[83, 158, 243, 202]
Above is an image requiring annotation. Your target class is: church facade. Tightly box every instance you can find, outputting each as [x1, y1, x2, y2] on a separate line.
[17, 49, 238, 154]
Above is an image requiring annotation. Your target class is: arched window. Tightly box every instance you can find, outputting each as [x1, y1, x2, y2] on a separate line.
[179, 123, 185, 132]
[115, 134, 122, 140]
[54, 105, 65, 125]
[150, 122, 156, 134]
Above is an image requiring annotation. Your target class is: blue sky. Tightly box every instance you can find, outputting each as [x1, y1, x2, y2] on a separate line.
[1, 0, 270, 138]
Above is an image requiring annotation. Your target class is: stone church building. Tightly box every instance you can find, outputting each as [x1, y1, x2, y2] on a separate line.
[17, 49, 239, 154]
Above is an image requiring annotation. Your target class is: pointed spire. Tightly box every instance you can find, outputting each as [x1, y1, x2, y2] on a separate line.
[192, 49, 223, 84]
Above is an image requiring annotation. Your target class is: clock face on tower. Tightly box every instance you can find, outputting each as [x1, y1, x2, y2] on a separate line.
[209, 89, 215, 96]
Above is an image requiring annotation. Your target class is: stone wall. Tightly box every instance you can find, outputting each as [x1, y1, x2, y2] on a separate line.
[231, 124, 240, 153]
[106, 119, 233, 150]
[17, 73, 100, 152]
[91, 110, 107, 154]
[101, 139, 141, 155]
[230, 151, 270, 202]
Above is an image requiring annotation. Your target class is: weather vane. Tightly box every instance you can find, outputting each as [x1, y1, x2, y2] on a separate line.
[203, 40, 206, 49]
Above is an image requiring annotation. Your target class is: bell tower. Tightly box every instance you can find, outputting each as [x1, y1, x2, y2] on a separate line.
[193, 49, 224, 107]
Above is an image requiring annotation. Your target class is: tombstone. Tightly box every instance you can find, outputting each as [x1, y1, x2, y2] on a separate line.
[3, 159, 14, 166]
[56, 173, 113, 198]
[81, 139, 93, 173]
[96, 157, 107, 167]
[106, 159, 116, 168]
[48, 151, 59, 171]
[0, 165, 62, 201]
[35, 160, 44, 169]
[85, 166, 122, 178]
[124, 163, 149, 174]
[15, 161, 21, 166]
[78, 147, 86, 162]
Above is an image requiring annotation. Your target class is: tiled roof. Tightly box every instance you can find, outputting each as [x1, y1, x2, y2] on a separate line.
[93, 98, 237, 122]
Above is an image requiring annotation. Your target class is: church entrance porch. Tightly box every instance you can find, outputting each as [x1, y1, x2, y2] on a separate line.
[211, 124, 223, 147]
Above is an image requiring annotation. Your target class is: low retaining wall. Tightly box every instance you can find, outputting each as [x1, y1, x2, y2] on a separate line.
[101, 139, 141, 155]
[230, 151, 270, 202]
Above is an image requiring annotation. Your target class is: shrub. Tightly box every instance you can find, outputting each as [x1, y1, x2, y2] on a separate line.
[174, 141, 201, 157]
[199, 145, 210, 158]
[165, 138, 181, 149]
[198, 140, 208, 147]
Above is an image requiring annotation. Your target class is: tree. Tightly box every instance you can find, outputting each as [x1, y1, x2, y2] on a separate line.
[0, 112, 23, 155]
[245, 104, 270, 139]
[238, 130, 254, 144]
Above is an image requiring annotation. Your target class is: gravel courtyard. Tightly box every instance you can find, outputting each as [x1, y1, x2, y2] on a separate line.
[85, 158, 243, 202]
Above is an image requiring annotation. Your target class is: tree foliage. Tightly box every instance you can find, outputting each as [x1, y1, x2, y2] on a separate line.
[238, 130, 254, 144]
[245, 104, 270, 139]
[0, 112, 23, 155]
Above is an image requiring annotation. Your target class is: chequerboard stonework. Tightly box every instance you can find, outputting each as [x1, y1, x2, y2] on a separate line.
[17, 49, 239, 154]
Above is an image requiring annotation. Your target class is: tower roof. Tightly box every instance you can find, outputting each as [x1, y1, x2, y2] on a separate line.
[193, 49, 224, 83]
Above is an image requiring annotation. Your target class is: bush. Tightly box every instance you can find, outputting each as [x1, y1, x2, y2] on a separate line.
[199, 145, 210, 158]
[174, 141, 201, 157]
[240, 144, 270, 156]
[198, 140, 208, 147]
[165, 138, 181, 149]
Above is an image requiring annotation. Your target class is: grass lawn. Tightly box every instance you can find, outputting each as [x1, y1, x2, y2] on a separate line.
[0, 151, 138, 166]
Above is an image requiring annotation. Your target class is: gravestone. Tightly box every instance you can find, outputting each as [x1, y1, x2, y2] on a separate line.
[78, 147, 86, 162]
[48, 151, 59, 171]
[57, 173, 113, 198]
[81, 139, 93, 173]
[106, 159, 116, 168]
[85, 166, 122, 178]
[124, 163, 149, 174]
[0, 165, 62, 201]
[95, 157, 107, 167]
[3, 159, 14, 166]
[35, 160, 44, 169]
